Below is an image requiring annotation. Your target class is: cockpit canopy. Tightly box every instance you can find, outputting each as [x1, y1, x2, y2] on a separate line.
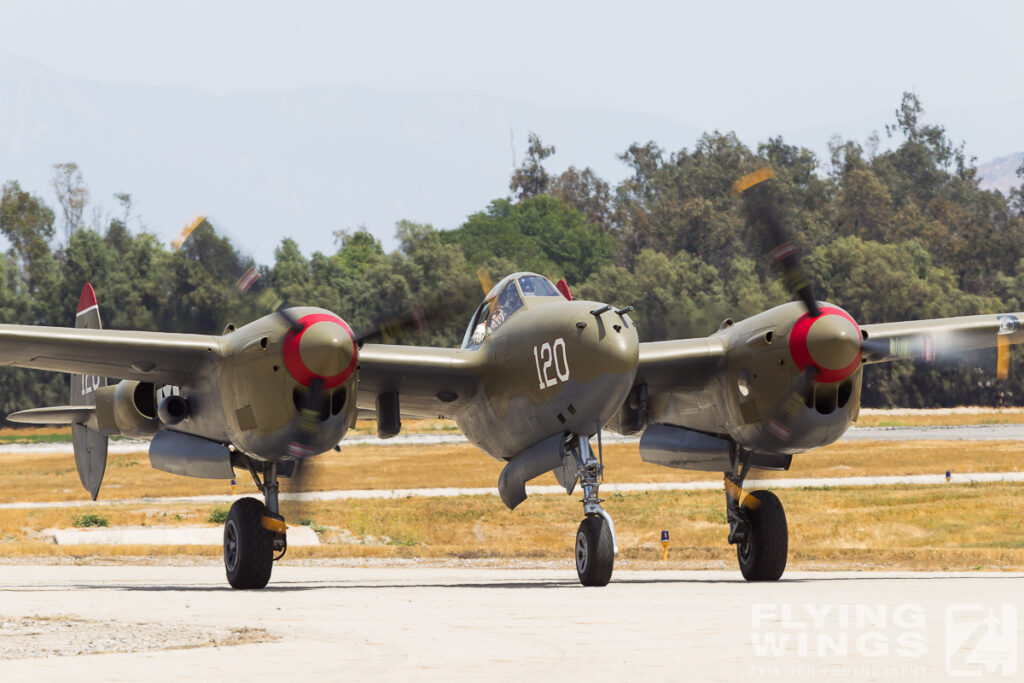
[461, 272, 564, 348]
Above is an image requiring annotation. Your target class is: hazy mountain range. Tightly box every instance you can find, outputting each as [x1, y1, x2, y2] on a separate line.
[0, 51, 1020, 263]
[977, 152, 1023, 195]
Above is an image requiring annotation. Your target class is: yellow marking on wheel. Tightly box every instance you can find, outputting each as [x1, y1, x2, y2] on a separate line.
[261, 515, 287, 533]
[724, 477, 761, 509]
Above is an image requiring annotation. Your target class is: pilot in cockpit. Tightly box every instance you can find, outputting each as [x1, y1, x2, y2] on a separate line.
[469, 280, 524, 345]
[489, 283, 522, 331]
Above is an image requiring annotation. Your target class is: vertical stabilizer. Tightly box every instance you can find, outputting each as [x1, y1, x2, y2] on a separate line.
[70, 283, 108, 500]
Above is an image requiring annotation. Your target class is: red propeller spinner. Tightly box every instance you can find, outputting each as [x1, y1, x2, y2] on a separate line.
[788, 306, 863, 384]
[282, 313, 358, 389]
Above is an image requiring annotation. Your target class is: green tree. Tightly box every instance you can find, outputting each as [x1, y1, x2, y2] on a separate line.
[509, 133, 555, 201]
[51, 162, 89, 243]
[445, 196, 615, 284]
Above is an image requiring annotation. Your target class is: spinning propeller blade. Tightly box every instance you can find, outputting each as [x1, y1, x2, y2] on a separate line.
[283, 376, 326, 502]
[275, 303, 306, 334]
[862, 329, 1012, 378]
[273, 302, 432, 507]
[762, 366, 819, 444]
[734, 167, 821, 318]
[352, 308, 429, 345]
[736, 167, 1014, 446]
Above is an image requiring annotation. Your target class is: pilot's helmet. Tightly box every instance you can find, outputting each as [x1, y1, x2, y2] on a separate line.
[499, 285, 515, 307]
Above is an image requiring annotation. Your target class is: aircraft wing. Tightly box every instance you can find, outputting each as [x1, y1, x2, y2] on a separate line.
[0, 324, 224, 386]
[355, 344, 485, 419]
[860, 312, 1024, 364]
[631, 310, 1024, 392]
[634, 337, 727, 393]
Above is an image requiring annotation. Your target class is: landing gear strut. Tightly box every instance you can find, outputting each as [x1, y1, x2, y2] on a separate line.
[224, 459, 288, 589]
[567, 433, 616, 586]
[725, 448, 788, 581]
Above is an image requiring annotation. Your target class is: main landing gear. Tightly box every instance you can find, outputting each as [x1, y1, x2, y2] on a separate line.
[725, 450, 788, 581]
[566, 433, 616, 586]
[224, 459, 288, 589]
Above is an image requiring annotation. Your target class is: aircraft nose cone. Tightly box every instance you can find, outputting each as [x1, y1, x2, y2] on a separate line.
[299, 321, 354, 378]
[283, 312, 358, 388]
[807, 314, 860, 371]
[789, 306, 862, 383]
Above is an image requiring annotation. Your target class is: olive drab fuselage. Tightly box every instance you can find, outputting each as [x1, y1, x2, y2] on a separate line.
[453, 294, 639, 461]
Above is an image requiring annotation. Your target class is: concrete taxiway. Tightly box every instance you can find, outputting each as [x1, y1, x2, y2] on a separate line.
[0, 565, 1020, 681]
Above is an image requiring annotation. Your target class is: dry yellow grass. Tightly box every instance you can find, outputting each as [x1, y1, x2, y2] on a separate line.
[856, 408, 1024, 426]
[0, 426, 72, 439]
[2, 438, 1021, 503]
[1, 483, 1022, 571]
[2, 414, 1023, 572]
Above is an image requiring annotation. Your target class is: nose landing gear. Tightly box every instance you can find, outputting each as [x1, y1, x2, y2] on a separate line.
[567, 433, 617, 586]
[224, 458, 288, 589]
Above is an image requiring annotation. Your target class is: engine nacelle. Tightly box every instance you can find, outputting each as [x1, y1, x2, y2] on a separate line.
[94, 380, 159, 437]
[218, 307, 359, 458]
[719, 301, 862, 454]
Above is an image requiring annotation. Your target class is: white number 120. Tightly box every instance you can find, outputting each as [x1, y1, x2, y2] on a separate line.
[533, 338, 570, 389]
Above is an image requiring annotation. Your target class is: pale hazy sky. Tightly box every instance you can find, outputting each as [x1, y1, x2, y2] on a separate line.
[5, 0, 1024, 141]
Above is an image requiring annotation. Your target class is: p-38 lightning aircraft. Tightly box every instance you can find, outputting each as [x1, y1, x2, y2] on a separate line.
[5, 168, 1023, 589]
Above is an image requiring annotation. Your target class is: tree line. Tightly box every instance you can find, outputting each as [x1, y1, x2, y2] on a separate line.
[2, 92, 1023, 414]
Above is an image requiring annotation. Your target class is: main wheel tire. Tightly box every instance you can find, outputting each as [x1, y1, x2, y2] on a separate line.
[224, 497, 275, 589]
[737, 489, 788, 581]
[575, 515, 614, 586]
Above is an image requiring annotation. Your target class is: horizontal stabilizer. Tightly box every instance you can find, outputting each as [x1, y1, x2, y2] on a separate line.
[8, 405, 95, 425]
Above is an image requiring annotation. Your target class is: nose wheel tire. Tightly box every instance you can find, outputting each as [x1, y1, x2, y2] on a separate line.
[736, 489, 788, 581]
[224, 497, 275, 589]
[575, 515, 614, 586]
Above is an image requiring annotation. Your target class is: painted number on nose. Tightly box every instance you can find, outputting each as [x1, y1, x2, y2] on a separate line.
[80, 375, 102, 395]
[533, 338, 570, 389]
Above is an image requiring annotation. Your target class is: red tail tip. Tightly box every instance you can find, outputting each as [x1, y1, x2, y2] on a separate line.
[77, 283, 98, 313]
[555, 279, 573, 301]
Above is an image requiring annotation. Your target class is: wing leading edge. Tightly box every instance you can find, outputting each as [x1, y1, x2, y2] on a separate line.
[0, 324, 224, 386]
[355, 343, 485, 419]
[860, 312, 1024, 365]
[632, 310, 1024, 392]
[634, 337, 727, 394]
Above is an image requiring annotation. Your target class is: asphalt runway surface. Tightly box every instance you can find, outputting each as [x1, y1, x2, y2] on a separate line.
[0, 566, 1020, 681]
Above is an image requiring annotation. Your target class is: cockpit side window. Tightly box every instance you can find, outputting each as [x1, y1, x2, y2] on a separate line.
[463, 299, 493, 347]
[517, 275, 560, 297]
